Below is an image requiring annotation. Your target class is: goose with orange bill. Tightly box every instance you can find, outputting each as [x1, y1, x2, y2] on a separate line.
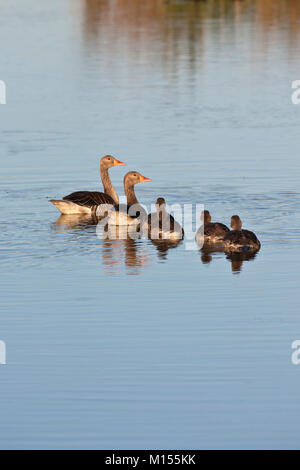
[50, 155, 125, 215]
[103, 171, 151, 226]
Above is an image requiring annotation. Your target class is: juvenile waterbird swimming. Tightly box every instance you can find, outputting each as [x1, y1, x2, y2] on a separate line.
[50, 155, 125, 215]
[222, 215, 261, 254]
[195, 210, 230, 245]
[146, 197, 184, 241]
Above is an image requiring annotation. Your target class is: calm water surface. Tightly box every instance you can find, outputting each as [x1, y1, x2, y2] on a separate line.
[1, 0, 300, 449]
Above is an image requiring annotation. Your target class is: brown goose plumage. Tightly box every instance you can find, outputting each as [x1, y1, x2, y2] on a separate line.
[146, 197, 184, 241]
[223, 215, 261, 254]
[105, 171, 151, 225]
[50, 155, 125, 214]
[196, 210, 230, 245]
[63, 190, 114, 207]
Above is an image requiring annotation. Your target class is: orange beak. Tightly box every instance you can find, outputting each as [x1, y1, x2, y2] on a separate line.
[114, 159, 126, 166]
[139, 175, 152, 182]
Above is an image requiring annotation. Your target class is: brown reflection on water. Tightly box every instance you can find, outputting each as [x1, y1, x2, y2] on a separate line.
[81, 0, 300, 61]
[226, 252, 258, 274]
[52, 216, 151, 275]
[200, 244, 258, 273]
[97, 224, 151, 275]
[200, 244, 224, 265]
[53, 214, 98, 230]
[151, 239, 183, 261]
[81, 0, 204, 81]
[101, 238, 151, 276]
[52, 215, 259, 273]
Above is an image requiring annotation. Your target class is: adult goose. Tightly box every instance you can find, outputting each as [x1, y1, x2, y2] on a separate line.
[50, 155, 125, 215]
[222, 215, 261, 254]
[195, 210, 230, 245]
[146, 197, 184, 241]
[103, 171, 151, 226]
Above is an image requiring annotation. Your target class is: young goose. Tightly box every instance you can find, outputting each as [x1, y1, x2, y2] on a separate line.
[104, 171, 151, 226]
[146, 197, 184, 241]
[50, 155, 125, 215]
[195, 210, 230, 245]
[222, 215, 261, 254]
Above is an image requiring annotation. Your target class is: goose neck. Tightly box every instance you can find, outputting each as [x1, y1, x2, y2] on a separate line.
[100, 164, 119, 204]
[125, 184, 139, 206]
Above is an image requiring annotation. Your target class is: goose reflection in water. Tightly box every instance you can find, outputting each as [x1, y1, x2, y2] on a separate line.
[226, 252, 258, 274]
[53, 214, 98, 231]
[52, 216, 258, 273]
[150, 239, 182, 261]
[200, 244, 224, 265]
[97, 224, 151, 275]
[200, 243, 258, 274]
[52, 216, 150, 275]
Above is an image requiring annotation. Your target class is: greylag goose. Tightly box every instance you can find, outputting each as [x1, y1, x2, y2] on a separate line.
[50, 155, 125, 215]
[195, 210, 230, 245]
[222, 215, 261, 254]
[104, 171, 151, 226]
[146, 197, 184, 241]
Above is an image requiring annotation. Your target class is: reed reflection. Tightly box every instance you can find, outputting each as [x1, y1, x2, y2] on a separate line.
[81, 0, 300, 64]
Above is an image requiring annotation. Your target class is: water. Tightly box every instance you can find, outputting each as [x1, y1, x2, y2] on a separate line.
[1, 0, 300, 449]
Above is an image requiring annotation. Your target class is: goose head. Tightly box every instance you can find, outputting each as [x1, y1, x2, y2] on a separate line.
[201, 210, 212, 224]
[124, 171, 152, 187]
[155, 197, 166, 213]
[100, 155, 125, 169]
[231, 215, 242, 231]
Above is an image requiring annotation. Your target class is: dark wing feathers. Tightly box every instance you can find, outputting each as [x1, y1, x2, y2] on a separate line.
[224, 229, 260, 246]
[63, 191, 115, 207]
[204, 222, 230, 237]
[223, 230, 242, 243]
[148, 212, 183, 236]
[242, 229, 260, 244]
[148, 213, 177, 230]
[158, 213, 176, 231]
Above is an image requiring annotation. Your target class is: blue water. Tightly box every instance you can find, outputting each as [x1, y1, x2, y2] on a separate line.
[1, 0, 300, 449]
